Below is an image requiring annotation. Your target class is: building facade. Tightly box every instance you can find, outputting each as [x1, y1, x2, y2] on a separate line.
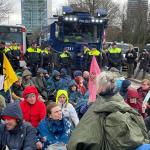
[21, 0, 52, 33]
[127, 0, 148, 31]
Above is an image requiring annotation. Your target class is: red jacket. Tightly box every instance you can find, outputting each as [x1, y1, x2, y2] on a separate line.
[75, 76, 86, 95]
[20, 86, 46, 128]
[126, 88, 142, 114]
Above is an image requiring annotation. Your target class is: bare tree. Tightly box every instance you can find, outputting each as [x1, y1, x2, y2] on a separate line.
[0, 0, 12, 23]
[68, 0, 120, 25]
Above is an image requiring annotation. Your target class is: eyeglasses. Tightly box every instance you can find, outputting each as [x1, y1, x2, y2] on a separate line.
[26, 93, 35, 99]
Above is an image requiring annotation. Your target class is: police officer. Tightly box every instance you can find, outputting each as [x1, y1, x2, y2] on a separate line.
[107, 42, 123, 71]
[8, 40, 21, 71]
[87, 47, 102, 70]
[59, 47, 72, 74]
[25, 42, 42, 76]
[41, 45, 54, 74]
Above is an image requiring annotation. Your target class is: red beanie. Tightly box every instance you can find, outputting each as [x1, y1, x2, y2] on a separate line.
[2, 115, 17, 120]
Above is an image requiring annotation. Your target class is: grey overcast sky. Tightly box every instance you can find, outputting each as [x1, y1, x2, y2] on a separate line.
[2, 0, 127, 25]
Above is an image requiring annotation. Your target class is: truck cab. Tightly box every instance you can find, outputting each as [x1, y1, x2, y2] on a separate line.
[49, 6, 108, 69]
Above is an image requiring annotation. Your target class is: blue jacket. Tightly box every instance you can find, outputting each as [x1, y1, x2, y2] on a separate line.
[47, 70, 68, 94]
[38, 117, 72, 148]
[60, 68, 71, 83]
[68, 80, 83, 103]
[0, 102, 37, 150]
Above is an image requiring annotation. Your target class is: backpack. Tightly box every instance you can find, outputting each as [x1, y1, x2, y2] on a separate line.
[104, 111, 148, 150]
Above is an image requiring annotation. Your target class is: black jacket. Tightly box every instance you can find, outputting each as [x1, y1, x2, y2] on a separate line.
[0, 102, 37, 150]
[125, 50, 137, 64]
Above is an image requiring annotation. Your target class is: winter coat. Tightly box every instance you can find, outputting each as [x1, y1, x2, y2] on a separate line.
[119, 79, 131, 100]
[56, 90, 79, 126]
[75, 76, 87, 95]
[47, 70, 68, 94]
[60, 68, 71, 83]
[32, 75, 48, 99]
[0, 95, 6, 114]
[22, 70, 34, 89]
[20, 86, 46, 128]
[0, 102, 37, 150]
[108, 47, 123, 67]
[68, 80, 83, 103]
[138, 52, 149, 69]
[11, 84, 23, 100]
[67, 89, 148, 150]
[38, 117, 72, 148]
[125, 49, 137, 64]
[126, 88, 142, 114]
[137, 87, 150, 106]
[25, 47, 41, 65]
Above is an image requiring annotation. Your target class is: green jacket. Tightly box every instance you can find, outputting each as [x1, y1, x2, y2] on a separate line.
[67, 93, 148, 150]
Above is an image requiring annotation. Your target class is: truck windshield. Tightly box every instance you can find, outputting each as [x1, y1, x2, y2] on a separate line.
[63, 22, 100, 43]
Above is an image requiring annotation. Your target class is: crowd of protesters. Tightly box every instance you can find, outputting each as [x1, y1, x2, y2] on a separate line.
[0, 40, 150, 149]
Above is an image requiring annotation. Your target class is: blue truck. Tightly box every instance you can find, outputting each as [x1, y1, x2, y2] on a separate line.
[48, 6, 108, 69]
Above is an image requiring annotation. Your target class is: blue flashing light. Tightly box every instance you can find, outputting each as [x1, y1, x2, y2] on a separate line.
[63, 6, 73, 14]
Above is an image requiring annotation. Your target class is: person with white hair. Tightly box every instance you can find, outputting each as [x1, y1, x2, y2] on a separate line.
[67, 71, 149, 150]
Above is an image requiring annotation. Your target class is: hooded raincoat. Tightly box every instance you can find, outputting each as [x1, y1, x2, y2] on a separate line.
[20, 86, 46, 128]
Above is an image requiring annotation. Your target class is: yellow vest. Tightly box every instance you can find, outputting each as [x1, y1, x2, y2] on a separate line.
[42, 48, 49, 55]
[27, 47, 41, 53]
[88, 49, 101, 56]
[10, 45, 20, 51]
[4, 48, 11, 53]
[84, 47, 90, 54]
[109, 48, 121, 54]
[60, 52, 70, 58]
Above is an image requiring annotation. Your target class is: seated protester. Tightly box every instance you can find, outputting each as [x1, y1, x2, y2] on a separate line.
[67, 71, 149, 150]
[0, 102, 37, 149]
[56, 90, 79, 126]
[0, 89, 11, 104]
[125, 88, 142, 115]
[0, 94, 6, 116]
[43, 69, 50, 81]
[22, 69, 34, 89]
[11, 76, 24, 101]
[75, 76, 86, 96]
[38, 102, 72, 149]
[137, 79, 150, 107]
[47, 70, 68, 96]
[73, 70, 82, 79]
[20, 86, 46, 128]
[60, 68, 71, 84]
[32, 68, 48, 100]
[68, 80, 83, 105]
[119, 79, 131, 100]
[83, 71, 89, 89]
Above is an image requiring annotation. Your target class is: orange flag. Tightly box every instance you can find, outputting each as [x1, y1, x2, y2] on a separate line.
[88, 56, 101, 102]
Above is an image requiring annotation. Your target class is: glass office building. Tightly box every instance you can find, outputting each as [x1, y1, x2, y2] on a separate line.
[21, 0, 48, 33]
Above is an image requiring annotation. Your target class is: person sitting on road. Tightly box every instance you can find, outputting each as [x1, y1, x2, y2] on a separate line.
[32, 68, 48, 101]
[0, 102, 37, 149]
[38, 102, 72, 149]
[68, 80, 83, 106]
[125, 87, 142, 115]
[47, 70, 68, 100]
[119, 79, 131, 100]
[20, 86, 46, 128]
[67, 71, 149, 150]
[56, 90, 79, 127]
[22, 69, 34, 89]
